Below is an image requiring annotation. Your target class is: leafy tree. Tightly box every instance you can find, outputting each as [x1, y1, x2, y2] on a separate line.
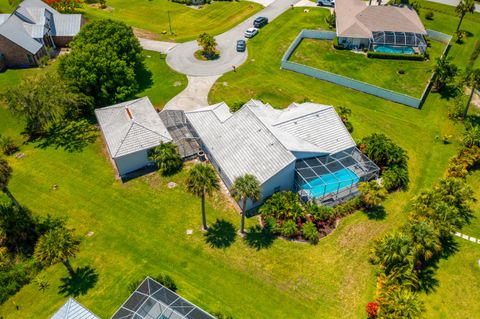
[34, 227, 80, 277]
[186, 163, 219, 231]
[0, 157, 19, 208]
[338, 106, 353, 133]
[360, 133, 408, 169]
[231, 174, 261, 234]
[463, 68, 480, 119]
[259, 191, 304, 221]
[0, 204, 37, 254]
[58, 19, 143, 106]
[359, 181, 387, 207]
[378, 286, 424, 319]
[301, 221, 318, 243]
[2, 73, 93, 138]
[197, 33, 218, 58]
[455, 0, 475, 31]
[432, 57, 458, 92]
[325, 12, 336, 30]
[148, 142, 183, 176]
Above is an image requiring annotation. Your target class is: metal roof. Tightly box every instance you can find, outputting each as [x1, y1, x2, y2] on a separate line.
[0, 14, 43, 54]
[95, 97, 173, 158]
[185, 100, 356, 186]
[50, 298, 100, 319]
[111, 277, 215, 319]
[53, 14, 82, 36]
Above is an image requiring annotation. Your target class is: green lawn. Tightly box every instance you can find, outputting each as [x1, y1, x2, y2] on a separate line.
[81, 0, 262, 42]
[290, 38, 445, 97]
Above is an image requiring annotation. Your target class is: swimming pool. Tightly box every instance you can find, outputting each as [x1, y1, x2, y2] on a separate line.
[301, 168, 359, 198]
[374, 45, 415, 55]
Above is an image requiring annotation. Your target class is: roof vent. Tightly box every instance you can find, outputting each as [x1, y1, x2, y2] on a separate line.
[125, 107, 133, 120]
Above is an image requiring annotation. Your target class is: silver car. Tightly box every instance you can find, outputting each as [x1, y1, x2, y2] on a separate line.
[244, 28, 259, 38]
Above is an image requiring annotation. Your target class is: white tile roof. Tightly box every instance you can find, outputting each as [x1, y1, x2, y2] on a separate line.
[185, 100, 356, 186]
[95, 97, 173, 158]
[336, 0, 427, 38]
[50, 298, 100, 319]
[53, 14, 83, 36]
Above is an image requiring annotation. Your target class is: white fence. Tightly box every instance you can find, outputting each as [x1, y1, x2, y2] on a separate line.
[281, 29, 452, 109]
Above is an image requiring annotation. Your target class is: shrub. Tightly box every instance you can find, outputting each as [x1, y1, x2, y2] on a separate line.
[425, 10, 434, 20]
[382, 165, 409, 191]
[263, 216, 279, 233]
[152, 273, 177, 292]
[148, 142, 183, 176]
[449, 95, 466, 119]
[301, 221, 318, 243]
[469, 40, 480, 65]
[359, 181, 387, 207]
[333, 37, 345, 50]
[230, 101, 245, 112]
[367, 51, 425, 61]
[307, 203, 335, 223]
[359, 133, 408, 170]
[259, 191, 304, 221]
[325, 12, 336, 30]
[366, 301, 379, 319]
[280, 220, 298, 237]
[333, 197, 362, 217]
[0, 136, 18, 155]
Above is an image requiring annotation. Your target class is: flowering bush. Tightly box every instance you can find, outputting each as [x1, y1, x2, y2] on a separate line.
[366, 301, 378, 319]
[43, 0, 83, 13]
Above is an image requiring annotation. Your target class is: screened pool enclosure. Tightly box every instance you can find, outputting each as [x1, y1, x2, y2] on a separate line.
[111, 277, 215, 319]
[370, 31, 427, 54]
[295, 148, 379, 205]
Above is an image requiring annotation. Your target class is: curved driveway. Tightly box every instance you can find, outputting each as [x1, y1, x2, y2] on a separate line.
[166, 0, 301, 76]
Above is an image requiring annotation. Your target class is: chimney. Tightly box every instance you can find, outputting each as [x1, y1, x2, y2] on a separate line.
[125, 107, 133, 120]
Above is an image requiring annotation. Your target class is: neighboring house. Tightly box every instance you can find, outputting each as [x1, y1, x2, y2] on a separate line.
[185, 100, 379, 210]
[50, 298, 100, 319]
[95, 97, 173, 177]
[111, 277, 216, 319]
[0, 0, 83, 68]
[335, 0, 427, 52]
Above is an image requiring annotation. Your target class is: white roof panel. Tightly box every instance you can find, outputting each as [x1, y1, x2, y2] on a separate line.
[50, 298, 100, 319]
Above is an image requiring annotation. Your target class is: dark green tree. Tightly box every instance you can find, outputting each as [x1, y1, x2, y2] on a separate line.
[0, 157, 19, 208]
[455, 0, 475, 31]
[463, 68, 480, 119]
[231, 174, 261, 234]
[432, 57, 458, 92]
[148, 142, 183, 176]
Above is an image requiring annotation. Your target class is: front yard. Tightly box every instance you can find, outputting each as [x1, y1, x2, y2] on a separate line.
[290, 38, 446, 97]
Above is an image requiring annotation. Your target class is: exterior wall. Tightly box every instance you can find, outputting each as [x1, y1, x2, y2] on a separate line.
[0, 35, 46, 67]
[0, 54, 5, 71]
[339, 37, 369, 48]
[52, 36, 73, 48]
[114, 150, 151, 176]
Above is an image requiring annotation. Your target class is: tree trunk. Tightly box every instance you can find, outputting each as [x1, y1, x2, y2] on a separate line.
[201, 191, 208, 231]
[464, 86, 475, 119]
[62, 259, 75, 277]
[3, 188, 20, 209]
[240, 198, 247, 234]
[369, 0, 372, 5]
[457, 14, 464, 31]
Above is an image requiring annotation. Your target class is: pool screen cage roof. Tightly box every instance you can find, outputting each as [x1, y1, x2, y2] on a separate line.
[111, 277, 215, 319]
[370, 31, 427, 52]
[295, 147, 379, 205]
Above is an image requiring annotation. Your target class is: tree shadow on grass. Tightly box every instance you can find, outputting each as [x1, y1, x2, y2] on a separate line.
[204, 219, 236, 249]
[58, 266, 98, 297]
[136, 61, 153, 93]
[363, 205, 386, 220]
[36, 120, 98, 153]
[245, 225, 275, 251]
[439, 84, 461, 100]
[417, 266, 439, 294]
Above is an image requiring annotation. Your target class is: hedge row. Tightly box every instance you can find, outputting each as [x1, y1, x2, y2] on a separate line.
[367, 51, 425, 61]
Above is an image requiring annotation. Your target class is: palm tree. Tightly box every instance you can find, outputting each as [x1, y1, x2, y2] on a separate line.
[378, 286, 425, 319]
[186, 163, 219, 231]
[34, 227, 80, 277]
[370, 232, 414, 275]
[463, 68, 480, 119]
[455, 0, 475, 31]
[408, 221, 442, 269]
[0, 157, 19, 208]
[231, 174, 261, 234]
[359, 180, 387, 207]
[148, 142, 183, 176]
[432, 57, 458, 92]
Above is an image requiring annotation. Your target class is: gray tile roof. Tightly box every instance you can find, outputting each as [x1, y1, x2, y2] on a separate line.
[0, 14, 43, 54]
[53, 13, 83, 36]
[50, 298, 100, 319]
[95, 97, 173, 158]
[185, 100, 356, 186]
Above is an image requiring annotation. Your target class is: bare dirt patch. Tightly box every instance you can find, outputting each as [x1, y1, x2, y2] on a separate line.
[133, 27, 160, 40]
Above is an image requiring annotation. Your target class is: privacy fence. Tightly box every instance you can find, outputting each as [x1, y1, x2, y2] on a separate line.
[281, 29, 452, 109]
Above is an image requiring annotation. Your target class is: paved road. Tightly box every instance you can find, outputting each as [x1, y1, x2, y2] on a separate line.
[166, 0, 301, 76]
[427, 0, 480, 12]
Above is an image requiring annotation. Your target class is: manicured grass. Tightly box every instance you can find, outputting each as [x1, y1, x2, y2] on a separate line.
[290, 38, 445, 97]
[81, 0, 262, 42]
[209, 4, 480, 318]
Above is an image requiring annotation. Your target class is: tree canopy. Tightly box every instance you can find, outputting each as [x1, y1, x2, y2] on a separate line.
[148, 142, 183, 176]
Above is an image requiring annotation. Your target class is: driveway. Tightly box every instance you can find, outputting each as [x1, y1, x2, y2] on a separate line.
[166, 0, 301, 76]
[164, 75, 221, 111]
[427, 0, 480, 12]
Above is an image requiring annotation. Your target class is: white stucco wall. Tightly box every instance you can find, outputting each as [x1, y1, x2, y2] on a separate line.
[114, 150, 150, 176]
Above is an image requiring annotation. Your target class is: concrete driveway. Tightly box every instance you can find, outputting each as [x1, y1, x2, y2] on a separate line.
[427, 0, 480, 12]
[166, 0, 301, 76]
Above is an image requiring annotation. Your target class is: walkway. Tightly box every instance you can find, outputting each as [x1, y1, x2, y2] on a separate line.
[455, 232, 480, 245]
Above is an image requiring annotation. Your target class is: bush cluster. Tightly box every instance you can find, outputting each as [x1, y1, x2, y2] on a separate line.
[359, 133, 409, 191]
[0, 135, 18, 156]
[366, 51, 425, 61]
[333, 37, 346, 50]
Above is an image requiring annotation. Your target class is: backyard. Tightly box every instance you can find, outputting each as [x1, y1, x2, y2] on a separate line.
[290, 38, 446, 97]
[80, 0, 262, 42]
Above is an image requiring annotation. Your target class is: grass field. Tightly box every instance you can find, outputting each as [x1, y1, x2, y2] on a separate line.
[290, 38, 445, 97]
[81, 0, 262, 42]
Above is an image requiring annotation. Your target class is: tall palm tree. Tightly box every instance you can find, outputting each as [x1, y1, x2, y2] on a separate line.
[231, 174, 261, 234]
[148, 142, 183, 176]
[34, 227, 80, 277]
[463, 68, 480, 119]
[186, 163, 219, 231]
[455, 0, 475, 31]
[0, 157, 19, 208]
[408, 221, 442, 269]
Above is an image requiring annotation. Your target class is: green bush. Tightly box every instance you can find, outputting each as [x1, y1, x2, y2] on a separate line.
[0, 135, 18, 156]
[148, 142, 183, 176]
[259, 191, 304, 221]
[367, 51, 425, 61]
[333, 37, 345, 50]
[280, 220, 298, 237]
[307, 203, 335, 223]
[382, 165, 409, 191]
[153, 273, 177, 292]
[425, 10, 434, 20]
[301, 221, 318, 243]
[333, 197, 362, 217]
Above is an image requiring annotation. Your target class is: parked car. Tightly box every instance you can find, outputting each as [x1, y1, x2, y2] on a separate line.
[253, 16, 269, 28]
[236, 40, 246, 52]
[244, 28, 259, 38]
[317, 0, 335, 6]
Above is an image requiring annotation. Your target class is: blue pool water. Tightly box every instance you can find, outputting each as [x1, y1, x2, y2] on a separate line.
[301, 168, 359, 198]
[374, 45, 415, 55]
